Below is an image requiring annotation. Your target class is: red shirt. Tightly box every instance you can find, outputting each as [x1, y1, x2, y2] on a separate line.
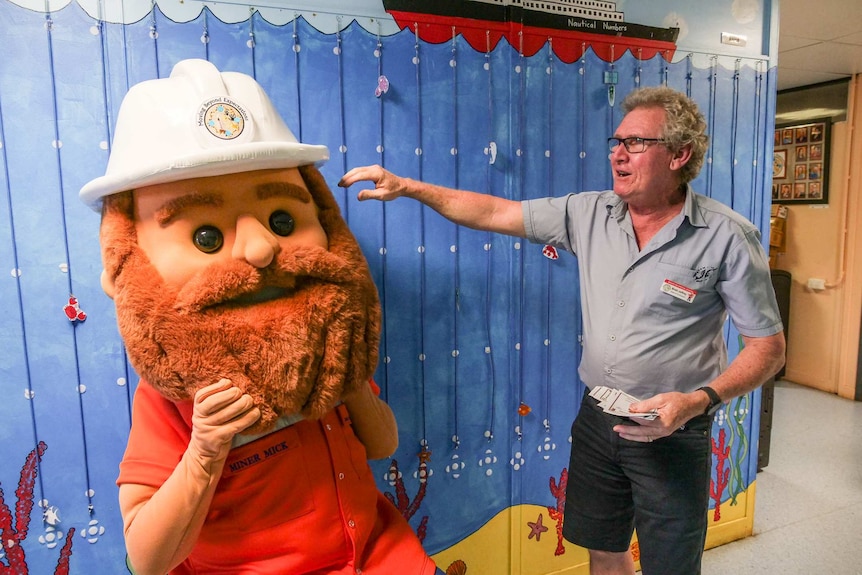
[118, 382, 437, 575]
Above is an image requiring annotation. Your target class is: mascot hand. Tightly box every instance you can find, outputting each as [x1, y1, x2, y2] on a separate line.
[190, 379, 260, 466]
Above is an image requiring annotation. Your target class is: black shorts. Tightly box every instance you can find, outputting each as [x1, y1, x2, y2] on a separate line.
[563, 390, 713, 575]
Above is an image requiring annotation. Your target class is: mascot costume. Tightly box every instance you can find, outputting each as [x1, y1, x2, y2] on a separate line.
[80, 59, 438, 575]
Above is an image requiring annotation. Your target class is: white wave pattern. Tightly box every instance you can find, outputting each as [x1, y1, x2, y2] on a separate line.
[9, 0, 402, 32]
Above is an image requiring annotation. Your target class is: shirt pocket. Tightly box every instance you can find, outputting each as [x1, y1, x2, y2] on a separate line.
[645, 261, 719, 319]
[207, 425, 316, 532]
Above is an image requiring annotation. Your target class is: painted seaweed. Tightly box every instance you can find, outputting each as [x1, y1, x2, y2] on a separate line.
[0, 442, 75, 575]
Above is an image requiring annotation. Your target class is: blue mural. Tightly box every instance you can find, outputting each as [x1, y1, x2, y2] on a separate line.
[0, 0, 776, 572]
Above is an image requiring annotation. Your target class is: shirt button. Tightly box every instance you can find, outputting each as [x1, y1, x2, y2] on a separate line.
[618, 300, 625, 307]
[339, 472, 345, 480]
[326, 424, 332, 431]
[605, 368, 613, 374]
[609, 335, 616, 341]
[348, 519, 356, 528]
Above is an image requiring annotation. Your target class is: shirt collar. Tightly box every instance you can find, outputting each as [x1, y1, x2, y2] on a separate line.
[604, 184, 705, 228]
[606, 193, 627, 220]
[682, 184, 708, 228]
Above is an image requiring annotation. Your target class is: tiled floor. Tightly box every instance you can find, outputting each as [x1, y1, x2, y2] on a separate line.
[701, 380, 862, 575]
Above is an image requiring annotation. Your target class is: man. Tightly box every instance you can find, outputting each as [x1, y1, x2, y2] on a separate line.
[339, 86, 785, 575]
[80, 59, 437, 575]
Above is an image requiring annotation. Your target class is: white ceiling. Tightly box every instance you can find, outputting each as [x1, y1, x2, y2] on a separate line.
[777, 0, 862, 91]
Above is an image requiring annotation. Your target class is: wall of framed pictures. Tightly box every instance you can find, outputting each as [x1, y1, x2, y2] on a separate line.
[773, 118, 830, 204]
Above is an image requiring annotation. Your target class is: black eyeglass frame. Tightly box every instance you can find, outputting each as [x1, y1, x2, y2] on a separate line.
[607, 137, 667, 153]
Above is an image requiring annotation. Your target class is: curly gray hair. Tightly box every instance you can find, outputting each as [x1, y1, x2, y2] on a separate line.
[621, 86, 709, 184]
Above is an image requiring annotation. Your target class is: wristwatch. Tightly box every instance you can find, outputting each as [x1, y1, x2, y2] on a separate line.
[697, 386, 723, 416]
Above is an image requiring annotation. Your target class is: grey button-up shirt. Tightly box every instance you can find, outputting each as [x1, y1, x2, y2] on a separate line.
[523, 187, 783, 399]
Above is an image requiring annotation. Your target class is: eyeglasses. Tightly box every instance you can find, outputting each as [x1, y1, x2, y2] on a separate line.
[608, 137, 667, 153]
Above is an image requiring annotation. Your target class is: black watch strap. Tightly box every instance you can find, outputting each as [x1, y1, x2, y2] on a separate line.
[698, 386, 723, 416]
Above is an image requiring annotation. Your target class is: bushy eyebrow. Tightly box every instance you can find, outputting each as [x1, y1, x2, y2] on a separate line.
[256, 181, 312, 204]
[155, 192, 222, 226]
[154, 182, 312, 227]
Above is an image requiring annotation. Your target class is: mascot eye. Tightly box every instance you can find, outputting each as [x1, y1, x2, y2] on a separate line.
[193, 225, 224, 253]
[269, 210, 296, 237]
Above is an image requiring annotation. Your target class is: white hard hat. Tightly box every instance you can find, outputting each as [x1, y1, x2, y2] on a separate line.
[80, 59, 329, 209]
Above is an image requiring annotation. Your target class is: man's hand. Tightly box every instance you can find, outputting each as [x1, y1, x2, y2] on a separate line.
[338, 165, 406, 202]
[190, 379, 260, 466]
[613, 391, 707, 443]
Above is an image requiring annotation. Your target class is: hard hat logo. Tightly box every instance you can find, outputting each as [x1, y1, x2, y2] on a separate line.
[199, 98, 248, 141]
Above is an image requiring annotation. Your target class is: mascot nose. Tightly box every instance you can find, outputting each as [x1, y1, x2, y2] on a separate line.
[233, 214, 280, 268]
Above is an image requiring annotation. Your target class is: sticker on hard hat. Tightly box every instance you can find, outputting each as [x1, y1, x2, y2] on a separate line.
[197, 97, 250, 142]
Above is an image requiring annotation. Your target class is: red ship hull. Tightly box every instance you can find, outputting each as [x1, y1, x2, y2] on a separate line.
[385, 5, 678, 63]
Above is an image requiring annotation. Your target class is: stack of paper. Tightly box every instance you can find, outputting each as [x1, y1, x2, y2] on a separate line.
[589, 386, 658, 420]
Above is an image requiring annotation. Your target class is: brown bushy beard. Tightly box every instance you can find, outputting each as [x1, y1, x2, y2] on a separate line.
[99, 166, 380, 434]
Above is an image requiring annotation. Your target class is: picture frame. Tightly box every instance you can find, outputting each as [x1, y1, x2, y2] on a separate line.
[773, 118, 830, 205]
[773, 149, 787, 179]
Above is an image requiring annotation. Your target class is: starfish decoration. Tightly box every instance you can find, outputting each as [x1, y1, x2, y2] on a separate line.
[527, 513, 549, 541]
[418, 449, 432, 464]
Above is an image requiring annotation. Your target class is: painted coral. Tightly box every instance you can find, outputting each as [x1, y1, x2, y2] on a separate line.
[0, 441, 75, 575]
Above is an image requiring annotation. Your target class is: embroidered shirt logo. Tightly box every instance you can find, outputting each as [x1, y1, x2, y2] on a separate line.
[197, 97, 248, 141]
[693, 266, 716, 282]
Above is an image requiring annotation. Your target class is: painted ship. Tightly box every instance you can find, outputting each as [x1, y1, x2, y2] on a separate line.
[382, 0, 679, 42]
[381, 0, 679, 62]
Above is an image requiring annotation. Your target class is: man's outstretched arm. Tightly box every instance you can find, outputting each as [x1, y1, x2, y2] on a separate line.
[339, 164, 526, 237]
